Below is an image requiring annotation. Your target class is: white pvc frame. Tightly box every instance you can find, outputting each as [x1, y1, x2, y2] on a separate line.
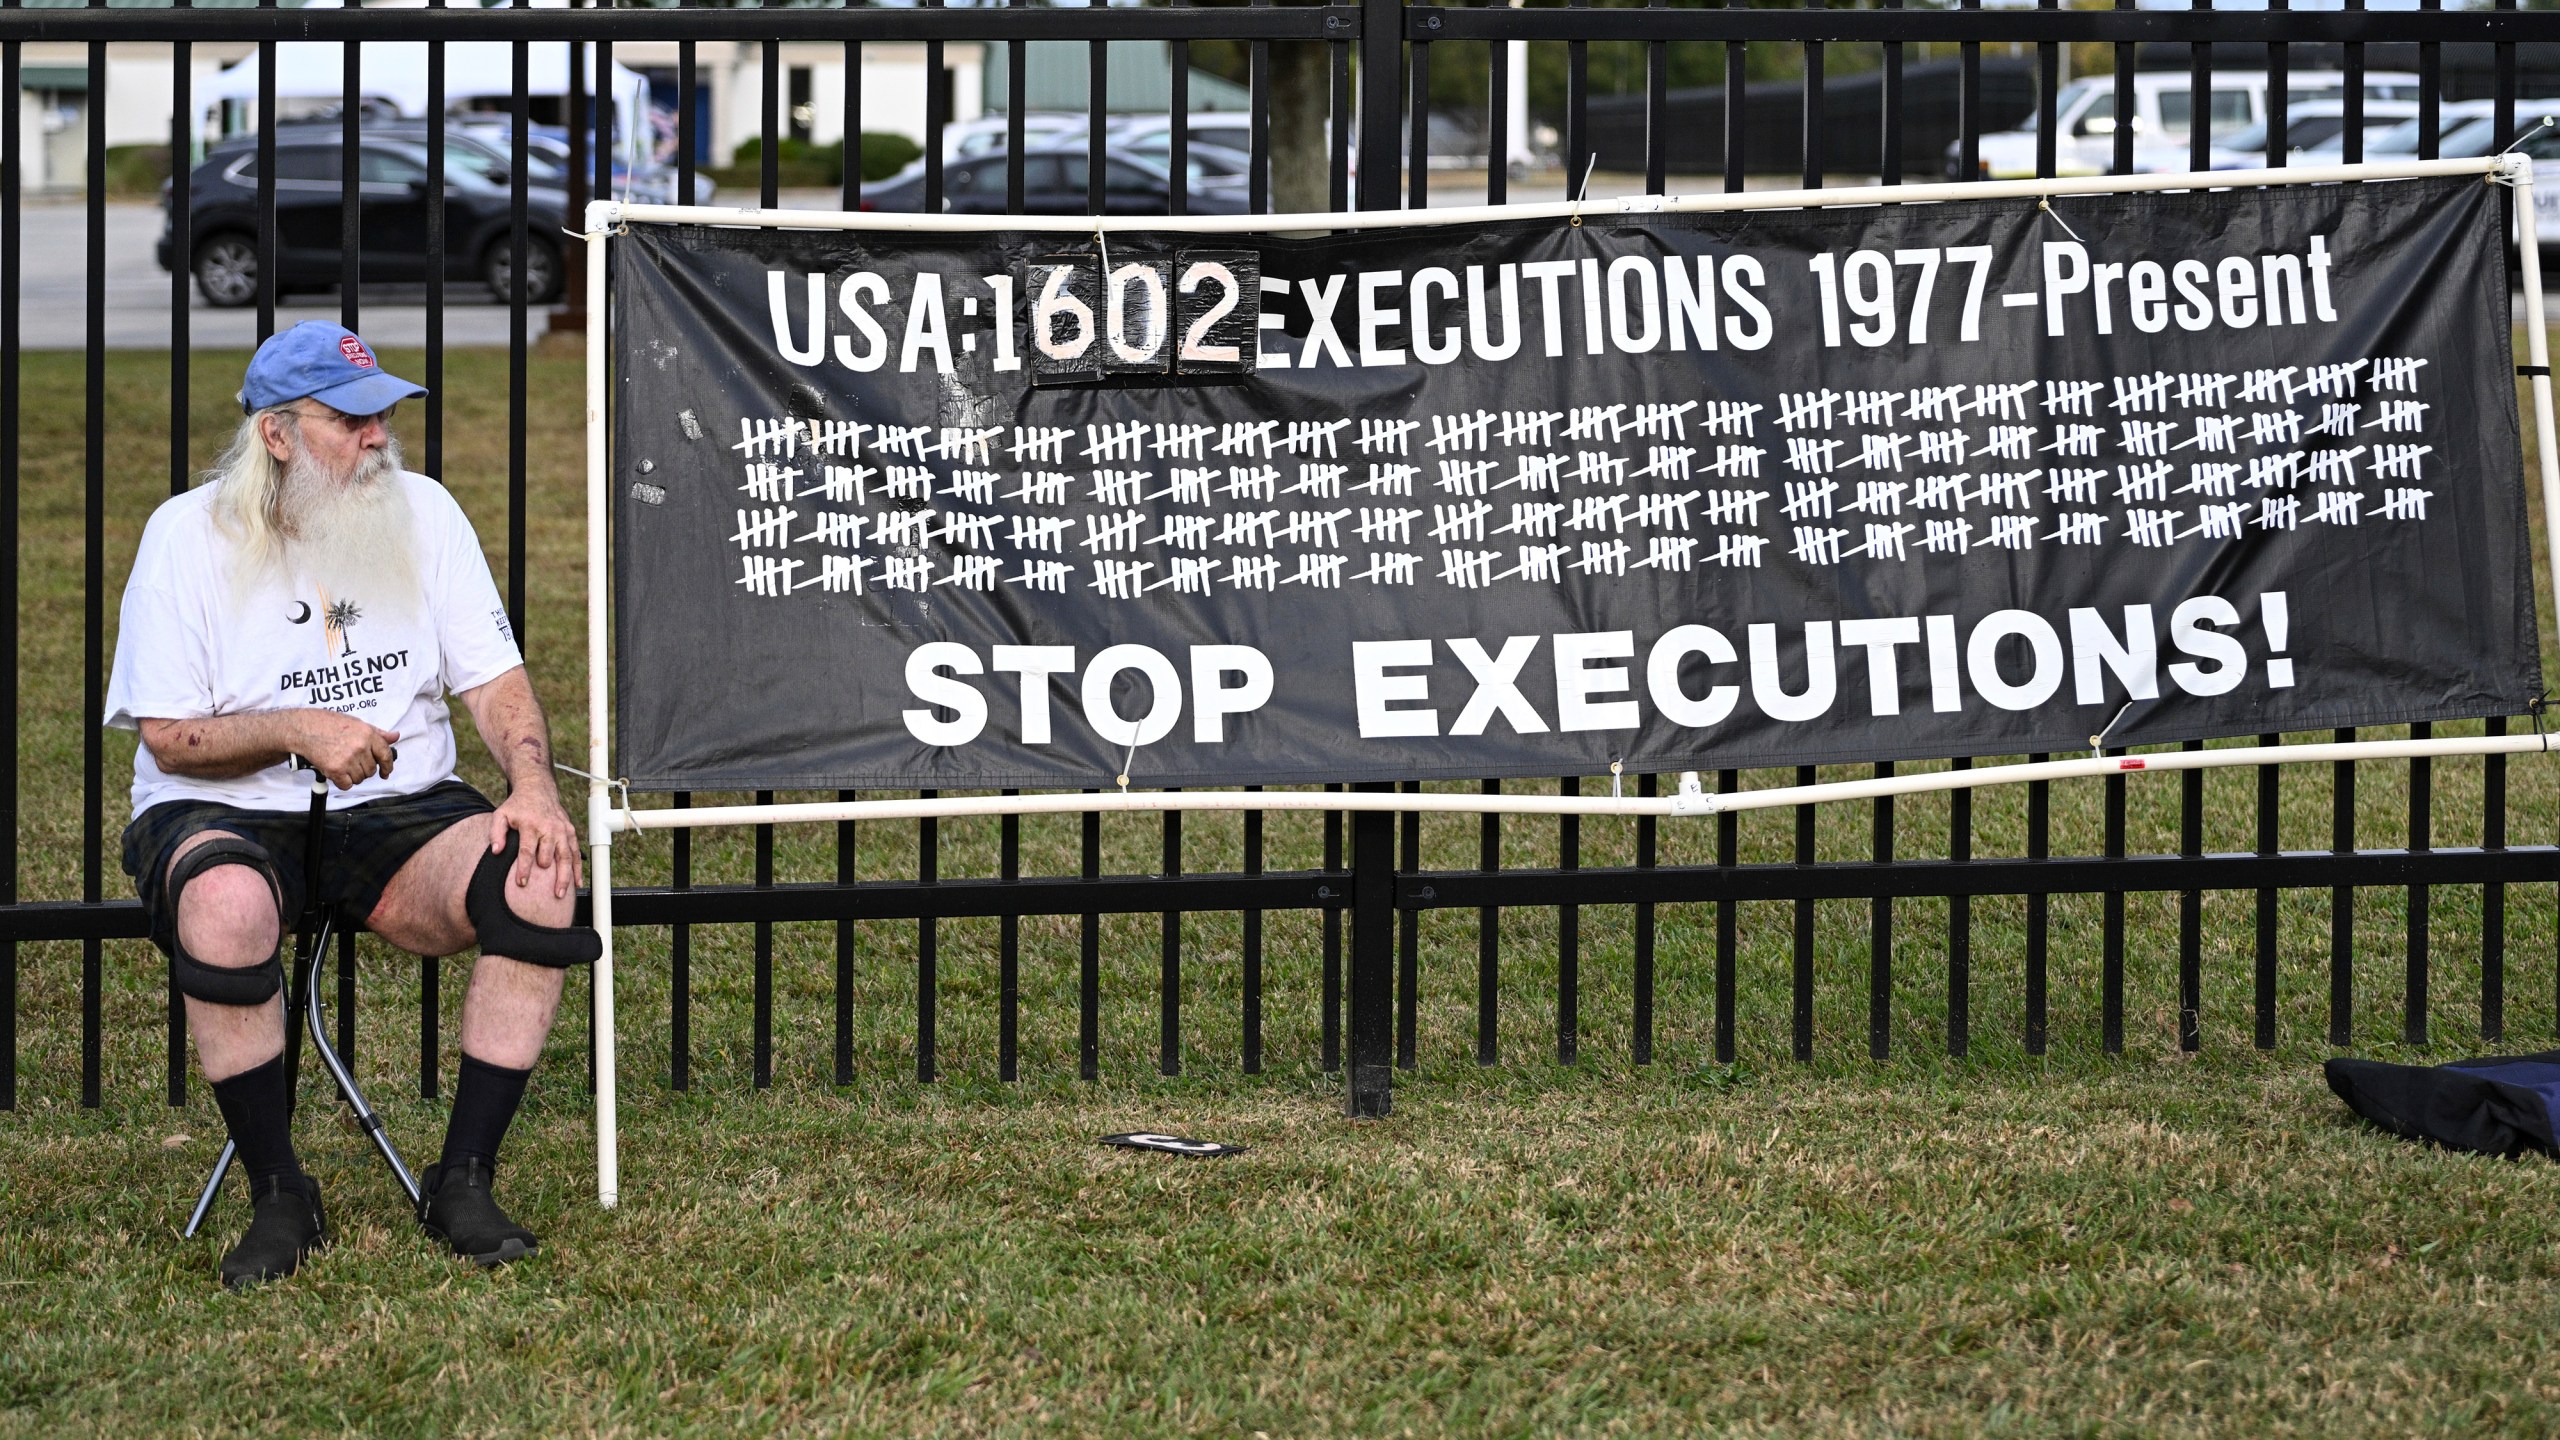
[578, 156, 2560, 1207]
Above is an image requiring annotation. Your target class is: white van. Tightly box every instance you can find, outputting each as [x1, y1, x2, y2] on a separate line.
[1950, 70, 2423, 180]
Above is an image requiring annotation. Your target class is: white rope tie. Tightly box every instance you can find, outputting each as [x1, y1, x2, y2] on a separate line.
[2089, 699, 2136, 754]
[555, 760, 638, 831]
[2497, 115, 2556, 163]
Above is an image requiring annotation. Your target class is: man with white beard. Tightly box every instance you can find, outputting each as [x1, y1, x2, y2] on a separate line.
[104, 323, 592, 1288]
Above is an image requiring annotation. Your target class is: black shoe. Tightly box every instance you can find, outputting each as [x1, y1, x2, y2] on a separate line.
[219, 1173, 328, 1291]
[419, 1158, 539, 1267]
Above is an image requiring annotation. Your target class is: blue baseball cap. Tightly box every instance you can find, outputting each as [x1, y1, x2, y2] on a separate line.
[239, 321, 427, 417]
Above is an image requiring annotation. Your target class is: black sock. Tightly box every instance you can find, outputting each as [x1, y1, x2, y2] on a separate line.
[440, 1052, 533, 1178]
[209, 1053, 304, 1188]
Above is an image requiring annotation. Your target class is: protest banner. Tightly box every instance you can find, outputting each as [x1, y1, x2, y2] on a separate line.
[608, 173, 2533, 791]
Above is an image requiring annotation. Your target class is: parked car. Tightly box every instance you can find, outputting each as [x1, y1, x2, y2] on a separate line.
[2442, 108, 2560, 161]
[1108, 112, 1255, 160]
[2443, 105, 2560, 253]
[859, 144, 1250, 215]
[916, 113, 1266, 192]
[2296, 99, 2560, 250]
[2307, 100, 2530, 162]
[2206, 99, 2419, 169]
[2296, 98, 2489, 166]
[1116, 126, 1268, 195]
[1174, 141, 1255, 201]
[208, 119, 555, 189]
[942, 112, 1088, 160]
[1950, 70, 2421, 179]
[2486, 107, 2560, 248]
[441, 118, 715, 205]
[157, 131, 570, 306]
[247, 115, 649, 199]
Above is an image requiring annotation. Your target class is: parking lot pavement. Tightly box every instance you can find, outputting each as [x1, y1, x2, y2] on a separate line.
[12, 199, 538, 350]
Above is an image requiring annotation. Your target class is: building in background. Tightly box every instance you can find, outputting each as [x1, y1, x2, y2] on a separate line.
[16, 41, 256, 194]
[981, 40, 1248, 118]
[617, 39, 1253, 171]
[614, 40, 987, 168]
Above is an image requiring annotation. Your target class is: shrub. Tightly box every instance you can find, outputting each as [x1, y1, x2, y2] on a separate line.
[103, 144, 172, 200]
[712, 132, 926, 191]
[857, 131, 922, 181]
[723, 135, 836, 188]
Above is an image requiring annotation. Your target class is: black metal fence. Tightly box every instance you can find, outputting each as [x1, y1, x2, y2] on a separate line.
[4, 0, 2559, 1121]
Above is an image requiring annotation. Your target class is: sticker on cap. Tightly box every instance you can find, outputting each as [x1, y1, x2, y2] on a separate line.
[339, 336, 375, 369]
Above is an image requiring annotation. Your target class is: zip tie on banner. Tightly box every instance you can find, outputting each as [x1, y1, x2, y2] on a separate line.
[1094, 219, 1113, 381]
[1568, 154, 1599, 228]
[2497, 116, 2556, 162]
[555, 761, 638, 832]
[1610, 757, 1625, 802]
[2037, 197, 2083, 244]
[1111, 665, 1140, 793]
[2088, 699, 2135, 755]
[1105, 662, 1165, 792]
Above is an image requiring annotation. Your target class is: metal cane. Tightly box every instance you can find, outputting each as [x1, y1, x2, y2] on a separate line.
[184, 761, 422, 1237]
[302, 898, 422, 1207]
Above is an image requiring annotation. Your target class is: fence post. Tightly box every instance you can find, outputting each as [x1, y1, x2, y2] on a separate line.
[1337, 0, 1403, 1118]
[1356, 0, 1402, 212]
[1349, 788, 1395, 1117]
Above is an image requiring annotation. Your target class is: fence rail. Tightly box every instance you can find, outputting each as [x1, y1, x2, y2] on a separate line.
[3, 0, 2556, 1121]
[0, 8, 2555, 42]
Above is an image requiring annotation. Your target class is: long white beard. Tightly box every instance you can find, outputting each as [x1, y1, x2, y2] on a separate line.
[277, 439, 422, 624]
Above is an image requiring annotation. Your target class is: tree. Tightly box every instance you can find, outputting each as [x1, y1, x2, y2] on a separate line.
[1269, 40, 1333, 212]
[1192, 23, 1333, 213]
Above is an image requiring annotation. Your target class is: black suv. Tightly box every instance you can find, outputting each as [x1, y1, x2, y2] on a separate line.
[157, 130, 569, 306]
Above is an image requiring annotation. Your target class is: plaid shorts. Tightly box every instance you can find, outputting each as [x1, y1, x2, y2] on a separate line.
[121, 779, 495, 956]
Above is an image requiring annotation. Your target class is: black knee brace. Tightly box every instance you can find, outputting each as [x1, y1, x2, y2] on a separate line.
[165, 837, 286, 1006]
[467, 832, 600, 969]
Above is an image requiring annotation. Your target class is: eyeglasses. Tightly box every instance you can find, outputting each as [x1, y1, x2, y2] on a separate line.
[285, 403, 397, 433]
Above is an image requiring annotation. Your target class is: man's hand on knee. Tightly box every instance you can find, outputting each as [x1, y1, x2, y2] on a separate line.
[465, 828, 598, 969]
[486, 784, 582, 899]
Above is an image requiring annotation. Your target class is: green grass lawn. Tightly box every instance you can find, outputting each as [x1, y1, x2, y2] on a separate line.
[4, 346, 2560, 1436]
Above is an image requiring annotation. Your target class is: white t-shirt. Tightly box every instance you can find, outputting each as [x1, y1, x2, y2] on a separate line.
[103, 471, 524, 815]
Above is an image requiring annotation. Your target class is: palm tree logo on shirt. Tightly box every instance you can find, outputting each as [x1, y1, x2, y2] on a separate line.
[324, 598, 363, 658]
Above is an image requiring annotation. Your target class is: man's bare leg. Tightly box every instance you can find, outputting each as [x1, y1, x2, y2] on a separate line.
[370, 816, 576, 1264]
[163, 828, 327, 1287]
[369, 818, 570, 1063]
[167, 829, 286, 1082]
